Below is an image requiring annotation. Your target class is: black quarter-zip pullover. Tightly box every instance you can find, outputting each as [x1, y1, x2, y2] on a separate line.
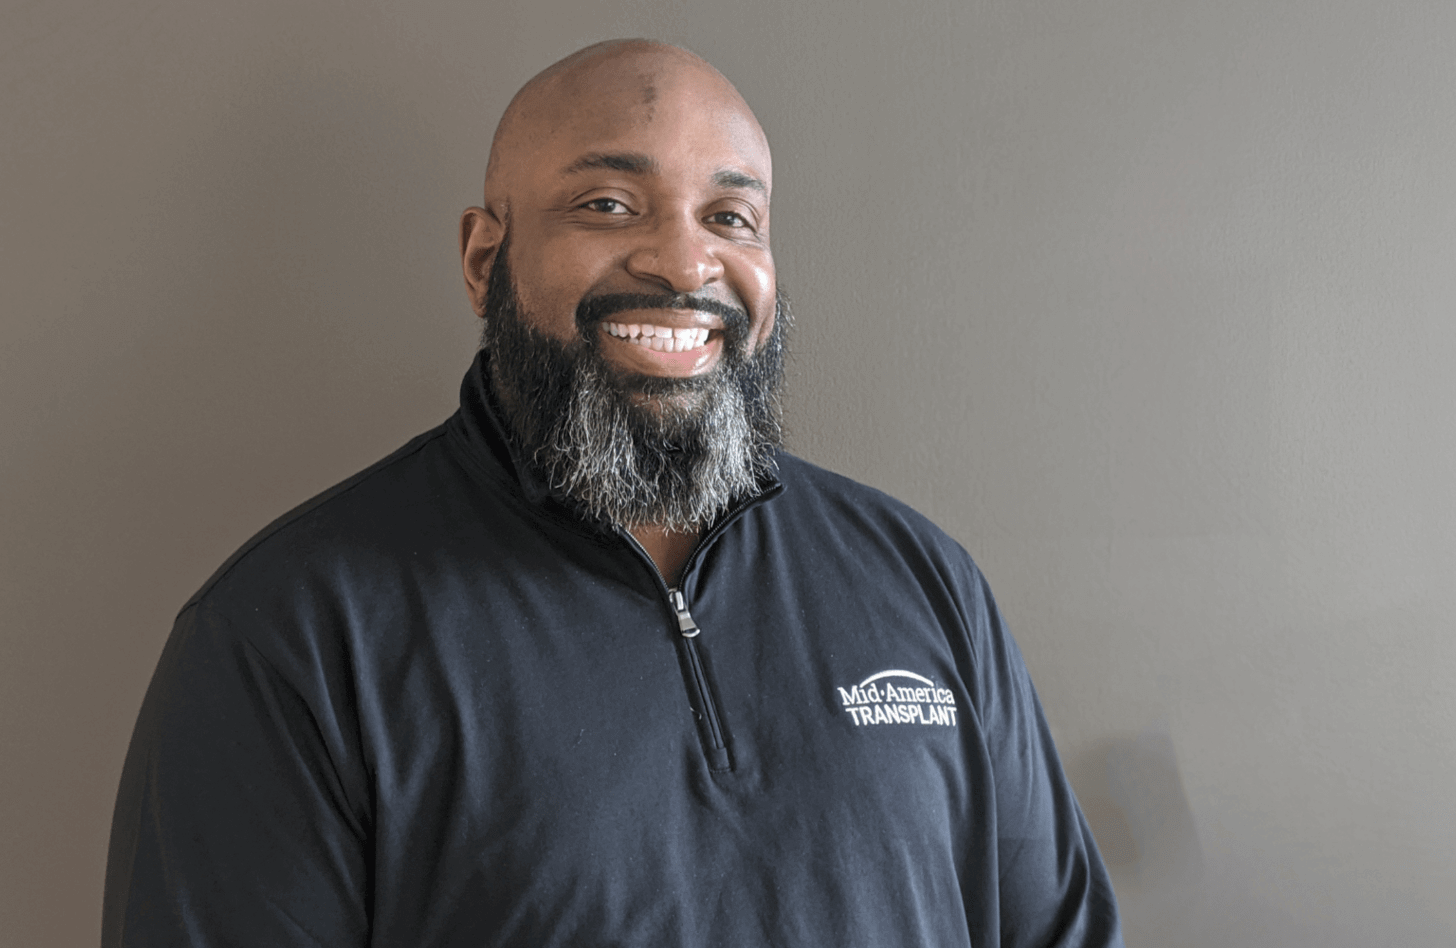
[103, 350, 1123, 947]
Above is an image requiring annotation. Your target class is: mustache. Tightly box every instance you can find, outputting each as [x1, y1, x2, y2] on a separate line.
[576, 292, 750, 339]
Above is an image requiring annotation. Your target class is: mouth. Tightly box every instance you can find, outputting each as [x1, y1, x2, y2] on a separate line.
[602, 321, 714, 353]
[595, 312, 725, 378]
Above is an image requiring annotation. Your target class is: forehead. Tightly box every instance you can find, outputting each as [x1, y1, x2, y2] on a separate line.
[520, 57, 771, 196]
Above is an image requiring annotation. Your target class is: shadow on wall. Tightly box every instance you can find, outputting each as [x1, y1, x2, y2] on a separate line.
[1083, 730, 1205, 888]
[1071, 731, 1452, 947]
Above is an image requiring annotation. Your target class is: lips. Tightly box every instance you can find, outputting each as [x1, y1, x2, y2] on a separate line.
[602, 322, 712, 352]
[578, 292, 747, 341]
[580, 293, 743, 377]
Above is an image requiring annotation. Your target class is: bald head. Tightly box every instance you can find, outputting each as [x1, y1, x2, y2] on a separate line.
[481, 40, 771, 219]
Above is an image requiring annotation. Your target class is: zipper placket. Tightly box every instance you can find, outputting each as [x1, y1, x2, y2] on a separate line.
[670, 590, 728, 762]
[619, 506, 765, 773]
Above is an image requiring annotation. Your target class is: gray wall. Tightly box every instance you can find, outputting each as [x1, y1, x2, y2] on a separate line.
[4, 1, 1454, 944]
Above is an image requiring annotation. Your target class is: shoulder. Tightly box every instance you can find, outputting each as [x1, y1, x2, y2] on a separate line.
[182, 423, 460, 620]
[770, 453, 976, 562]
[760, 452, 992, 607]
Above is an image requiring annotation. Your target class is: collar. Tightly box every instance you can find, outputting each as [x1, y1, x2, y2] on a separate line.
[449, 347, 558, 506]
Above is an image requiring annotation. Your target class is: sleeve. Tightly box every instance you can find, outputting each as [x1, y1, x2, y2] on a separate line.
[966, 568, 1125, 948]
[102, 602, 372, 947]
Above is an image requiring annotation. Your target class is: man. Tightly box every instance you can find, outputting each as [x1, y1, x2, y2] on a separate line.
[104, 39, 1123, 947]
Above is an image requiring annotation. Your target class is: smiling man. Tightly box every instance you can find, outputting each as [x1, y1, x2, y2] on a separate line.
[104, 40, 1123, 948]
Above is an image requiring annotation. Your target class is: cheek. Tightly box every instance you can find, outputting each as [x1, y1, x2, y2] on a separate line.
[509, 260, 593, 342]
[523, 234, 632, 338]
[740, 259, 777, 351]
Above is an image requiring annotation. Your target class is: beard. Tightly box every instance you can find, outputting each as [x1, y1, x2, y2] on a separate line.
[479, 235, 788, 533]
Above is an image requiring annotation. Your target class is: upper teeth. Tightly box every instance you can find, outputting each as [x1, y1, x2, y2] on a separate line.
[603, 322, 712, 352]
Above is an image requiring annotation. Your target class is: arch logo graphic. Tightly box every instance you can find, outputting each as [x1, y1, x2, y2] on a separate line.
[836, 669, 958, 727]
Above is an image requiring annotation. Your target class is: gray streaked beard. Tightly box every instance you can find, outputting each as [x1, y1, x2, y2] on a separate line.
[479, 235, 788, 532]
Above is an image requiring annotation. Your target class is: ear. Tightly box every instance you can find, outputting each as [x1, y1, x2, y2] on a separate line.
[460, 205, 505, 317]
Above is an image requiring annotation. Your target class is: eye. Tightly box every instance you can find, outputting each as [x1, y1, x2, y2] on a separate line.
[708, 210, 752, 229]
[580, 197, 630, 215]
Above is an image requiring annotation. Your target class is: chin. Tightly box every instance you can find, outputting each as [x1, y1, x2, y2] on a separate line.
[625, 384, 711, 417]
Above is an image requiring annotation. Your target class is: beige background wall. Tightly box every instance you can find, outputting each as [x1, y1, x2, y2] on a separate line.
[4, 1, 1454, 945]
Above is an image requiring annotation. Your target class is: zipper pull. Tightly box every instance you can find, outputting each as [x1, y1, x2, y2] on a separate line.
[670, 589, 701, 638]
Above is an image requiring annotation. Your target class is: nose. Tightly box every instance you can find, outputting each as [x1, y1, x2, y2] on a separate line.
[624, 212, 725, 293]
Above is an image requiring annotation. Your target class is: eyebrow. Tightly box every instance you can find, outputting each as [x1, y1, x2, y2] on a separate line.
[563, 152, 656, 176]
[711, 169, 767, 195]
[562, 152, 766, 194]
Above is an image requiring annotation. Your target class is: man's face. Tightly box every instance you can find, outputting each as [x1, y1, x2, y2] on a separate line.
[479, 229, 786, 532]
[460, 48, 786, 531]
[493, 57, 776, 387]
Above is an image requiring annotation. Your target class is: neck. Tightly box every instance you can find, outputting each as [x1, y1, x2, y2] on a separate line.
[630, 524, 702, 587]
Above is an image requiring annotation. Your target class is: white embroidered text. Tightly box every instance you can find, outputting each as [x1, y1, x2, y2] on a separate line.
[836, 670, 958, 727]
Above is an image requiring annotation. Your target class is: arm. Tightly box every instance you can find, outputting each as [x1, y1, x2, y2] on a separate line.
[967, 570, 1124, 948]
[103, 602, 371, 947]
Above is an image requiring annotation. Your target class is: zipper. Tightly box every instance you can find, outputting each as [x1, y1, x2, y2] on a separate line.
[618, 528, 744, 773]
[672, 590, 729, 769]
[614, 486, 782, 772]
[671, 588, 701, 638]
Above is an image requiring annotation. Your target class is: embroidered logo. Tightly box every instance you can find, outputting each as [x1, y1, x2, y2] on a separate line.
[836, 669, 958, 727]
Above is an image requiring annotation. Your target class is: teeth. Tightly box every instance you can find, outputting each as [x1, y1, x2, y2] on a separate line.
[603, 322, 712, 352]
